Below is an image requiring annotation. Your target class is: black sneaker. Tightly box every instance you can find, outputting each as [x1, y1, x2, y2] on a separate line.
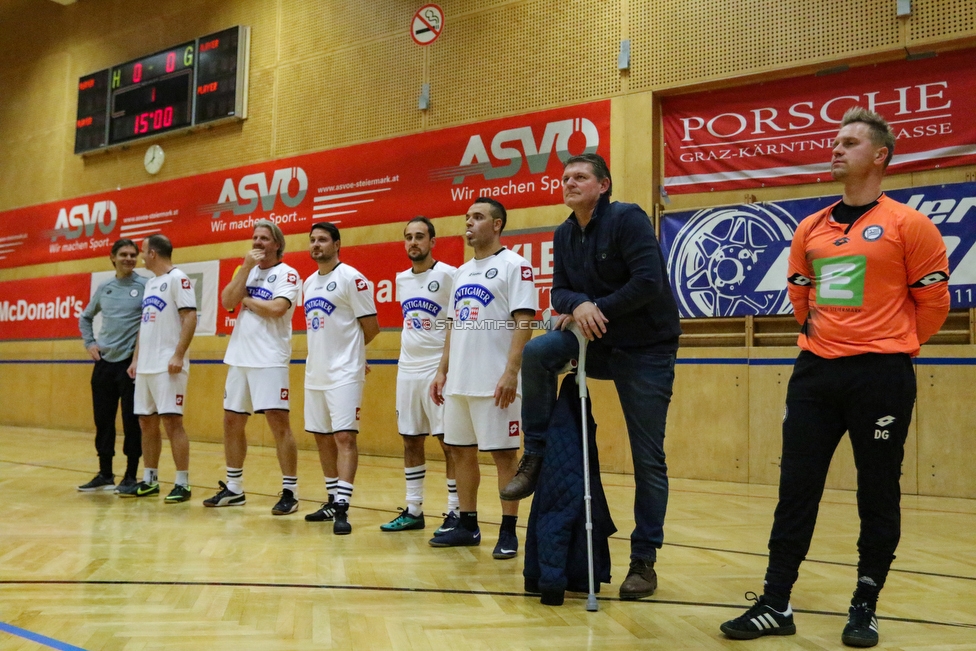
[333, 502, 352, 535]
[842, 603, 879, 647]
[114, 477, 139, 496]
[434, 512, 460, 535]
[272, 489, 299, 515]
[165, 485, 192, 503]
[429, 525, 481, 547]
[78, 474, 115, 492]
[203, 481, 246, 507]
[492, 529, 518, 559]
[720, 592, 796, 639]
[305, 496, 336, 522]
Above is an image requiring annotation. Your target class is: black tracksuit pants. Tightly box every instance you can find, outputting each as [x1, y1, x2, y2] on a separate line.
[764, 351, 916, 600]
[91, 357, 141, 475]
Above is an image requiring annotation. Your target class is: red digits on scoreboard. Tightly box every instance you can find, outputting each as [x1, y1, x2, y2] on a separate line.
[133, 107, 175, 134]
[166, 52, 176, 73]
[133, 63, 142, 84]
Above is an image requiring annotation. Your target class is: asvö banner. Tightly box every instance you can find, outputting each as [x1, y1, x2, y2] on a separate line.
[660, 182, 976, 318]
[0, 101, 608, 269]
[662, 49, 976, 194]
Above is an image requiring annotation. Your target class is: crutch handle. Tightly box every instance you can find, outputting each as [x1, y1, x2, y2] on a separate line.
[566, 321, 589, 398]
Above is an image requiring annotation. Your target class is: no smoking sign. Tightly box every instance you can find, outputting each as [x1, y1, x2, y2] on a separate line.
[411, 4, 443, 45]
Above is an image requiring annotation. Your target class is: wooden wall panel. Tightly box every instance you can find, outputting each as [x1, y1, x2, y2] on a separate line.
[629, 0, 901, 91]
[274, 36, 423, 158]
[668, 350, 749, 483]
[427, 0, 621, 128]
[915, 355, 976, 498]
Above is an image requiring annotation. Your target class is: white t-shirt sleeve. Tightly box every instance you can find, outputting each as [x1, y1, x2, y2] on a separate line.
[274, 267, 301, 306]
[349, 273, 377, 318]
[175, 271, 197, 310]
[508, 256, 539, 314]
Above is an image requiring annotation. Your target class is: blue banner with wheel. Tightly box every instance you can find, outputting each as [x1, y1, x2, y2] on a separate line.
[660, 181, 976, 317]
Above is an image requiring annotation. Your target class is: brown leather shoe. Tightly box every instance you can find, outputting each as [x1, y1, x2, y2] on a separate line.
[619, 558, 657, 599]
[499, 454, 543, 501]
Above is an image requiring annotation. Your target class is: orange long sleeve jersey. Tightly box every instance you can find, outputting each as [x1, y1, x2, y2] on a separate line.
[787, 194, 950, 359]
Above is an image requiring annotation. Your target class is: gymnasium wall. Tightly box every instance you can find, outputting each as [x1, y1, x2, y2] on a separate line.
[1, 0, 975, 498]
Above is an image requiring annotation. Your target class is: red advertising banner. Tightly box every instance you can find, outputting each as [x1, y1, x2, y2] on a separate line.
[0, 274, 92, 340]
[0, 101, 608, 269]
[502, 228, 557, 317]
[216, 236, 466, 335]
[662, 48, 976, 194]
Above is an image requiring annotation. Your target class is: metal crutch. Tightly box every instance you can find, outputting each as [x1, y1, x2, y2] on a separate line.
[568, 321, 599, 612]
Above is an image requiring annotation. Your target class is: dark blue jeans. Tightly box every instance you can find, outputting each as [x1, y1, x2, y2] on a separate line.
[521, 329, 675, 562]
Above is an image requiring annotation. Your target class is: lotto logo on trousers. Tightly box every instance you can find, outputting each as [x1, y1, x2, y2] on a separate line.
[509, 421, 519, 437]
[280, 388, 289, 401]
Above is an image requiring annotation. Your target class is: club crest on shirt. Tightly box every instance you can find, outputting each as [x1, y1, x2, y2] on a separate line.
[428, 280, 440, 292]
[486, 268, 498, 279]
[327, 282, 337, 291]
[160, 283, 168, 292]
[862, 225, 884, 241]
[268, 275, 277, 282]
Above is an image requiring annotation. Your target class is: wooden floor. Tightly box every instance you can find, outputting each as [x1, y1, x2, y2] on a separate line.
[0, 426, 974, 650]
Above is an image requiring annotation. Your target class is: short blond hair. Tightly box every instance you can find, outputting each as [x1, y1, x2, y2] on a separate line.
[841, 107, 895, 169]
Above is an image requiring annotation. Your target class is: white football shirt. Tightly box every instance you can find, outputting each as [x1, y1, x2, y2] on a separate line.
[224, 262, 301, 368]
[304, 262, 377, 390]
[397, 261, 456, 377]
[444, 248, 537, 397]
[137, 268, 197, 374]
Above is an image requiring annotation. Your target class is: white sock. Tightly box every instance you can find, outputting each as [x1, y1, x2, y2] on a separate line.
[175, 470, 189, 487]
[336, 480, 354, 505]
[283, 475, 298, 499]
[325, 476, 338, 501]
[143, 468, 158, 484]
[446, 478, 459, 514]
[226, 467, 243, 494]
[405, 464, 425, 515]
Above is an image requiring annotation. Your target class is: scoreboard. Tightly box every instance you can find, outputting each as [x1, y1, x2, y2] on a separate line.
[75, 26, 249, 155]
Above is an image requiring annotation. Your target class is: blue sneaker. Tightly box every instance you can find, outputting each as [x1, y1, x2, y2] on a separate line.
[435, 512, 460, 535]
[492, 529, 518, 559]
[429, 525, 481, 547]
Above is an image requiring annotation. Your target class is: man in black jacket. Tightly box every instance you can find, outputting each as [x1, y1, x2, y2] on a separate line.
[500, 153, 681, 599]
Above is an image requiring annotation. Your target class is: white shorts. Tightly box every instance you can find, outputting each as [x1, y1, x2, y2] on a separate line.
[443, 395, 521, 451]
[134, 371, 188, 416]
[305, 382, 363, 434]
[396, 373, 444, 437]
[223, 366, 291, 414]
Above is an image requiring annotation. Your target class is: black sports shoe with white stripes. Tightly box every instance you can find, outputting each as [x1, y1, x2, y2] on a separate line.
[841, 603, 879, 647]
[720, 592, 796, 640]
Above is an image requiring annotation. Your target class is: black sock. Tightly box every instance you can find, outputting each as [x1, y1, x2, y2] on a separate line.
[460, 511, 478, 532]
[500, 515, 518, 535]
[125, 456, 140, 481]
[762, 584, 791, 613]
[852, 577, 881, 611]
[98, 456, 113, 477]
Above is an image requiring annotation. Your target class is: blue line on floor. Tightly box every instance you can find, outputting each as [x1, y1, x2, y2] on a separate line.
[0, 621, 88, 651]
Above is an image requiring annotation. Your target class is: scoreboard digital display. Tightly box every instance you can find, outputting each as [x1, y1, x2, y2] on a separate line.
[74, 26, 249, 155]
